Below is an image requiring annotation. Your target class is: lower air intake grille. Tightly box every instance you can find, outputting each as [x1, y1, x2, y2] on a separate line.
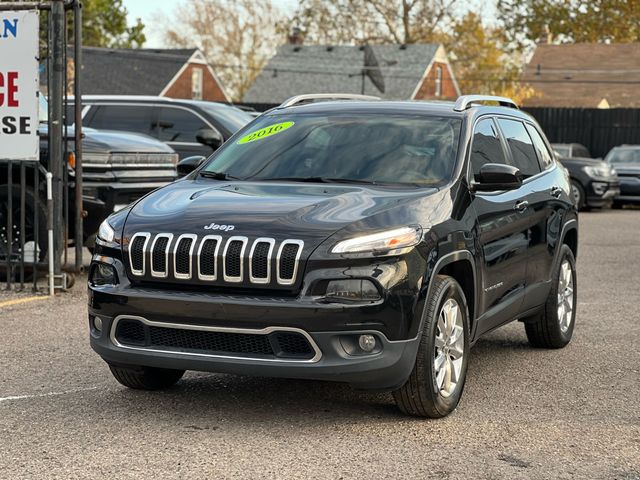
[113, 319, 316, 360]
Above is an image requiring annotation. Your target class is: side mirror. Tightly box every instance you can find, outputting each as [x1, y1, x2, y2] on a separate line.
[473, 163, 523, 191]
[177, 155, 206, 177]
[195, 128, 223, 150]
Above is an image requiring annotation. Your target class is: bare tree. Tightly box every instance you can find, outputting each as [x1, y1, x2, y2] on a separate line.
[156, 0, 282, 101]
[286, 0, 458, 45]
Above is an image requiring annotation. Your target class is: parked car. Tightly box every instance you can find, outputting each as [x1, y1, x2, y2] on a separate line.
[605, 145, 640, 206]
[89, 94, 578, 418]
[75, 96, 254, 159]
[551, 142, 592, 159]
[551, 143, 619, 209]
[0, 96, 178, 262]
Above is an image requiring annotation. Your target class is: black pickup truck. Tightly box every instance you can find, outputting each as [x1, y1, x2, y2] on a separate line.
[89, 94, 578, 418]
[0, 98, 178, 262]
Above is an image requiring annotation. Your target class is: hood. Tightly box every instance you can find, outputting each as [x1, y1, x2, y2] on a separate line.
[38, 124, 174, 153]
[611, 163, 640, 175]
[124, 178, 435, 246]
[559, 156, 604, 168]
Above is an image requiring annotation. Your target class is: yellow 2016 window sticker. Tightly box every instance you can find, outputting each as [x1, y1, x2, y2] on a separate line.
[237, 121, 294, 144]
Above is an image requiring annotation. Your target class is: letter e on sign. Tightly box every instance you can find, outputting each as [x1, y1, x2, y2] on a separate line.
[0, 10, 39, 160]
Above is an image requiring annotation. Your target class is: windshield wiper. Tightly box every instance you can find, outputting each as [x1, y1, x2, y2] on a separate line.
[199, 171, 242, 180]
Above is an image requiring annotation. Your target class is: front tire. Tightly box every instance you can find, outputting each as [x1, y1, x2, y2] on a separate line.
[570, 180, 586, 210]
[108, 363, 185, 390]
[393, 275, 470, 418]
[524, 245, 577, 348]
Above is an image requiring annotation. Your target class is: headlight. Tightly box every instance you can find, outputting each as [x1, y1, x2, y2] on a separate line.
[583, 165, 612, 178]
[332, 226, 422, 254]
[97, 219, 115, 243]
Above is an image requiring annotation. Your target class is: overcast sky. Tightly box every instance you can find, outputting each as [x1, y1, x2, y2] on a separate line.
[122, 0, 496, 49]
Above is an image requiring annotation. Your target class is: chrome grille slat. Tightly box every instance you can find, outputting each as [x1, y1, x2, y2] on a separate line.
[134, 233, 303, 286]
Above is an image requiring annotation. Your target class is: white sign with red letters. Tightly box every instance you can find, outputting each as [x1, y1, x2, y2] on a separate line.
[0, 10, 39, 160]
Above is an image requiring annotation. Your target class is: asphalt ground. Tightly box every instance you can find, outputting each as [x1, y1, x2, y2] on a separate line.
[0, 210, 638, 479]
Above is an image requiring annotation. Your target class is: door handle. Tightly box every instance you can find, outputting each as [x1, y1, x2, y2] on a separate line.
[550, 186, 562, 198]
[514, 200, 529, 213]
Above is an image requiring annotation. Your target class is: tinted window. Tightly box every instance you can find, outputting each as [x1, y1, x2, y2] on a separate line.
[497, 118, 540, 178]
[157, 108, 209, 142]
[198, 103, 254, 133]
[471, 118, 509, 178]
[526, 124, 553, 170]
[89, 105, 154, 135]
[203, 114, 462, 187]
[574, 145, 591, 158]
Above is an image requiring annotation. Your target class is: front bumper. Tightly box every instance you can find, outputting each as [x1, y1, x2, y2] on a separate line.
[616, 176, 640, 203]
[89, 308, 420, 391]
[585, 179, 620, 207]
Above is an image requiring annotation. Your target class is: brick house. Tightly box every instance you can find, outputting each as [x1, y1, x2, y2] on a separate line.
[77, 47, 230, 102]
[243, 43, 460, 104]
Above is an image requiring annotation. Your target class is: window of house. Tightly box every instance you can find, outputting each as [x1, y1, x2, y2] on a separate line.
[470, 118, 510, 179]
[497, 118, 541, 178]
[435, 66, 443, 97]
[191, 67, 203, 100]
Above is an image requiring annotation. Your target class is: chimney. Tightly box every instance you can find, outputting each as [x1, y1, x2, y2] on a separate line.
[288, 27, 304, 45]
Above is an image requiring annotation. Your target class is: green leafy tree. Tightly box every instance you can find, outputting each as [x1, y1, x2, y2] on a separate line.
[497, 0, 640, 51]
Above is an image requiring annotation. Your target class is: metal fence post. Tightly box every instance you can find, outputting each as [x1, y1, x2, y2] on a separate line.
[50, 0, 65, 287]
[73, 0, 83, 273]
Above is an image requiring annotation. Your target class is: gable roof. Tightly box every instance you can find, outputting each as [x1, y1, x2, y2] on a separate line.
[521, 43, 640, 108]
[243, 43, 443, 103]
[79, 47, 199, 96]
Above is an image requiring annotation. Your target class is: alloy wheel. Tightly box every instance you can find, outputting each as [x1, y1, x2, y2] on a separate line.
[557, 260, 574, 333]
[434, 298, 465, 398]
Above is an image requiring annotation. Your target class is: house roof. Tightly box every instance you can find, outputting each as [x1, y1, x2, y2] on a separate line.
[243, 43, 443, 103]
[78, 47, 199, 96]
[521, 43, 640, 108]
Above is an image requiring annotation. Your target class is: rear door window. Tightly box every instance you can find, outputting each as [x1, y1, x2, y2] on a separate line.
[497, 118, 541, 178]
[526, 124, 554, 170]
[156, 107, 210, 143]
[88, 105, 155, 136]
[470, 118, 510, 180]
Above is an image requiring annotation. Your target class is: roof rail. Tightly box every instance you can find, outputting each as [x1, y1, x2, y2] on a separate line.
[453, 95, 518, 112]
[279, 93, 380, 108]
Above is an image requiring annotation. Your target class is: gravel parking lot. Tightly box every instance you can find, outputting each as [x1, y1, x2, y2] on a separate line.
[0, 210, 638, 479]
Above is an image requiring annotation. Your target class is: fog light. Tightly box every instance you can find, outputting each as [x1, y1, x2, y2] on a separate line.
[93, 316, 103, 332]
[358, 334, 376, 352]
[592, 182, 607, 195]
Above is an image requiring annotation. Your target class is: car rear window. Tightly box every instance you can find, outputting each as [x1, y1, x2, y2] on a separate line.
[202, 113, 462, 187]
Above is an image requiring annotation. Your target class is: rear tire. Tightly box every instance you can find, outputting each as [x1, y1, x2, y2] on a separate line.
[108, 364, 185, 390]
[524, 245, 577, 349]
[393, 275, 470, 418]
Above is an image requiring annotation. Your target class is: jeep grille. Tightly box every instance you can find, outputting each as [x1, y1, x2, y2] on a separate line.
[127, 233, 304, 287]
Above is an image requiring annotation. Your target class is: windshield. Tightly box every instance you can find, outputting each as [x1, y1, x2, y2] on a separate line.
[606, 148, 640, 164]
[197, 103, 254, 132]
[201, 113, 462, 186]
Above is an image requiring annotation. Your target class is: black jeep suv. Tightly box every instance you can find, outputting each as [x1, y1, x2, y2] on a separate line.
[88, 94, 578, 418]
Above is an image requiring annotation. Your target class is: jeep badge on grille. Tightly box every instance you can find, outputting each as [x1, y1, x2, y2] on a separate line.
[204, 223, 235, 232]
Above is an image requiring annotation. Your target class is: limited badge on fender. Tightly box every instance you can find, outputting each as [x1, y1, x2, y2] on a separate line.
[237, 121, 294, 144]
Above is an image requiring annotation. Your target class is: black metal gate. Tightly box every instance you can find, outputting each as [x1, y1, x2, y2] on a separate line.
[0, 0, 83, 293]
